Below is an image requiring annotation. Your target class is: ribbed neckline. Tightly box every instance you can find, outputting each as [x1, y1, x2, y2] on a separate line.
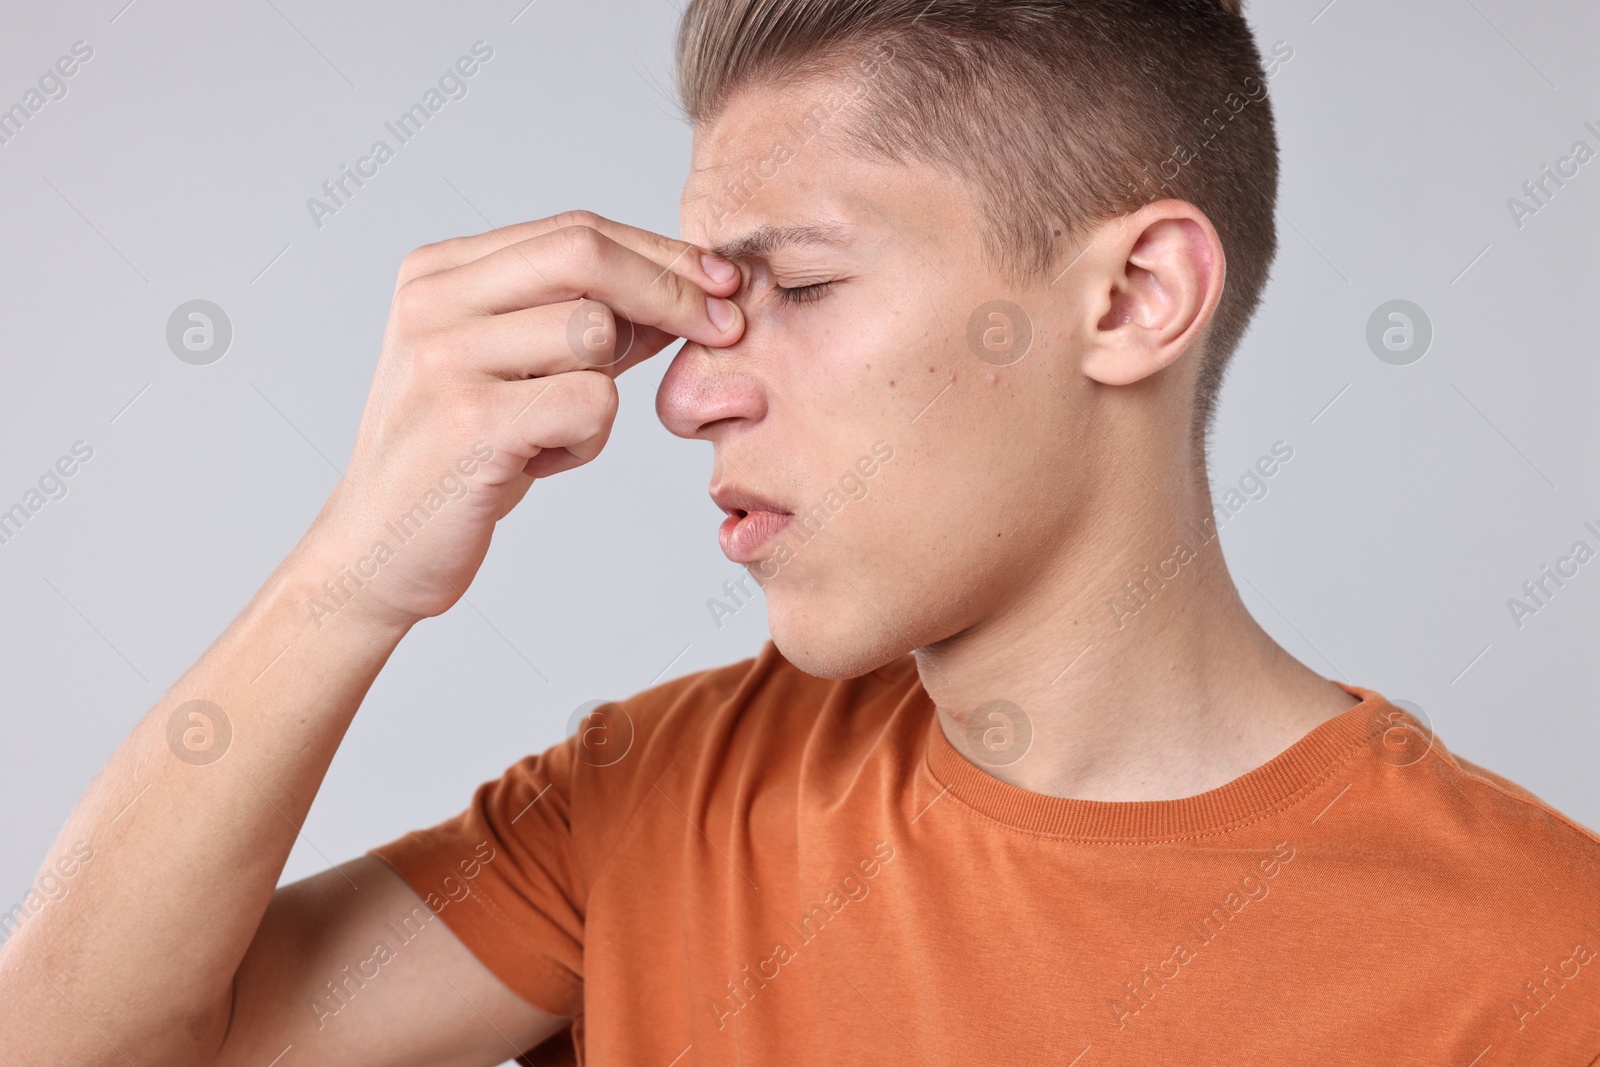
[916, 676, 1393, 842]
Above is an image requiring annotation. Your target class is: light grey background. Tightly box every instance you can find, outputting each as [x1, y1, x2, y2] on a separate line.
[1, 0, 1595, 999]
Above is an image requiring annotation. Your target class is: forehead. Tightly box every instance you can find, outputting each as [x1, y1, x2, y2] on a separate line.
[679, 80, 838, 245]
[677, 76, 983, 265]
[678, 77, 905, 253]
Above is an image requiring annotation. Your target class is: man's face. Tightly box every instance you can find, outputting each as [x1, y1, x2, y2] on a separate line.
[659, 73, 1099, 680]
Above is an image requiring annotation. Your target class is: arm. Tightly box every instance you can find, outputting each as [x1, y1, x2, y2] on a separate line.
[215, 855, 565, 1066]
[0, 210, 745, 1066]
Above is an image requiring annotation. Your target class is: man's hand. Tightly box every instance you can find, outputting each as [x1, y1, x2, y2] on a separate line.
[0, 210, 743, 1067]
[303, 209, 745, 629]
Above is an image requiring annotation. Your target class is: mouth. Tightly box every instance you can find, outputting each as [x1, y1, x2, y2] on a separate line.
[717, 509, 794, 564]
[710, 485, 795, 564]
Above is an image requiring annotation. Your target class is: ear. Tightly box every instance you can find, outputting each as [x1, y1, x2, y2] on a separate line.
[1074, 201, 1225, 388]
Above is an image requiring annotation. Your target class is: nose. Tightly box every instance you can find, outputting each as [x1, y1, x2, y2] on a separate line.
[655, 338, 768, 441]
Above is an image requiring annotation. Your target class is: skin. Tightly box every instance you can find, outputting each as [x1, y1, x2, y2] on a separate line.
[0, 67, 1355, 1067]
[0, 212, 740, 1063]
[666, 75, 1358, 800]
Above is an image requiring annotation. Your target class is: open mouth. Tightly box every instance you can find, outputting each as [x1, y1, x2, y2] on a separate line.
[717, 508, 794, 564]
[709, 482, 795, 563]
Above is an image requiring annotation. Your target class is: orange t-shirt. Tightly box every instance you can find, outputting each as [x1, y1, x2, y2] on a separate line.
[371, 641, 1600, 1065]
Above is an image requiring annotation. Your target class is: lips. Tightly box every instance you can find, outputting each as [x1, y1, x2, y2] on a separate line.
[710, 484, 794, 564]
[710, 484, 792, 518]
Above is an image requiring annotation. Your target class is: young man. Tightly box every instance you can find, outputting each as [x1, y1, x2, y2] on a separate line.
[4, 1, 1598, 1064]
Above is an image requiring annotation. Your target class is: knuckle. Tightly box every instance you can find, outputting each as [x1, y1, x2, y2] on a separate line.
[567, 301, 618, 366]
[399, 241, 448, 283]
[570, 370, 618, 418]
[593, 373, 621, 419]
[650, 260, 690, 305]
[648, 229, 687, 262]
[394, 273, 445, 322]
[409, 325, 470, 379]
[427, 235, 472, 264]
[552, 222, 609, 268]
[551, 208, 605, 231]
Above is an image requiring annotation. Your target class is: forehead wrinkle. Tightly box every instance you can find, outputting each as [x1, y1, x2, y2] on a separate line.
[708, 222, 854, 264]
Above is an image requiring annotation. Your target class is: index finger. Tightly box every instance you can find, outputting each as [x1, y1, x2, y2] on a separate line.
[432, 222, 744, 353]
[400, 209, 741, 297]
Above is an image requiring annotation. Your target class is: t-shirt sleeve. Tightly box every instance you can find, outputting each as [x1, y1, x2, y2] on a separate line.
[368, 728, 588, 1020]
[366, 646, 774, 1023]
[364, 646, 771, 1023]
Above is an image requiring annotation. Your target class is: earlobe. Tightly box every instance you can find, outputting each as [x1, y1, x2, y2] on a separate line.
[1078, 204, 1224, 388]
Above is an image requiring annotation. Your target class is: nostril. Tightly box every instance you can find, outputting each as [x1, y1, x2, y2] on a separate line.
[654, 340, 767, 441]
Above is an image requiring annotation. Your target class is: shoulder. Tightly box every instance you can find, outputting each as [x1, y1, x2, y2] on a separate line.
[1340, 689, 1600, 921]
[1427, 740, 1600, 868]
[565, 641, 920, 852]
[1340, 685, 1600, 858]
[1424, 733, 1600, 854]
[1404, 739, 1600, 1039]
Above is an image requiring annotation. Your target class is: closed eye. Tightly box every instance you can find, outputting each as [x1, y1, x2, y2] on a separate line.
[773, 281, 834, 307]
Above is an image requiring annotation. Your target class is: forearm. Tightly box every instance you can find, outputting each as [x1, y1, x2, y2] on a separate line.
[0, 208, 723, 1065]
[0, 536, 412, 1066]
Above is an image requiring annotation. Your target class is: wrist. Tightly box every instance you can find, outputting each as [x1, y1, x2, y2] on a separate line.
[274, 536, 423, 642]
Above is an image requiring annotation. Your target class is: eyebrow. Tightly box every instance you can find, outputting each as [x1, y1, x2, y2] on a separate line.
[707, 222, 854, 264]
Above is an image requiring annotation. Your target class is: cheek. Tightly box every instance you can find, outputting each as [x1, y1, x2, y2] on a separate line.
[894, 374, 1078, 551]
[802, 298, 959, 424]
[778, 290, 1042, 526]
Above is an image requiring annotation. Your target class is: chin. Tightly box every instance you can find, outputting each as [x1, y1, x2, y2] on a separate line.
[765, 588, 918, 680]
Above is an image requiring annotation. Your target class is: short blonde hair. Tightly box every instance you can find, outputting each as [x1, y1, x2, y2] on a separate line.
[676, 0, 1281, 451]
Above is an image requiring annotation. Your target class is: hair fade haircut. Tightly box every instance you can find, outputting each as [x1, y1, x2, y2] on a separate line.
[675, 0, 1281, 453]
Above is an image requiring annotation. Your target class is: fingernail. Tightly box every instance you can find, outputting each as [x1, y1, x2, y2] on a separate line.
[701, 253, 737, 284]
[707, 296, 736, 332]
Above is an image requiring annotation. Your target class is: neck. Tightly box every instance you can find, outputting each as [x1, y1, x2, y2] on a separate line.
[915, 471, 1358, 802]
